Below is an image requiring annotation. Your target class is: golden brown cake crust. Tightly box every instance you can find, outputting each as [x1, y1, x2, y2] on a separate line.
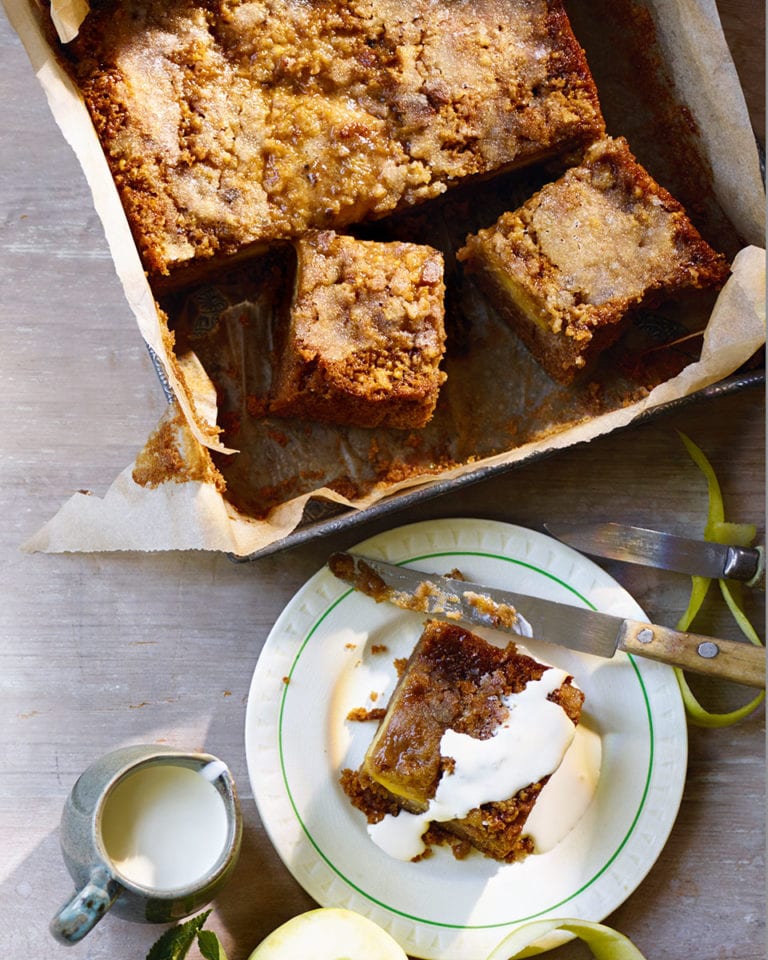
[340, 619, 584, 862]
[62, 0, 604, 277]
[269, 230, 447, 429]
[457, 136, 730, 383]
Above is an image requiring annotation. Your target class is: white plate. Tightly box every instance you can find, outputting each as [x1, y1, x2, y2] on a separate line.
[245, 518, 687, 959]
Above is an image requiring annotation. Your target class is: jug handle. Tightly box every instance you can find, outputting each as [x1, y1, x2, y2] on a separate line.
[50, 866, 121, 944]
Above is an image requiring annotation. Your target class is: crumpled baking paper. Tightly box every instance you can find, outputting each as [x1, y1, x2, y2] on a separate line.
[6, 0, 765, 556]
[23, 245, 765, 556]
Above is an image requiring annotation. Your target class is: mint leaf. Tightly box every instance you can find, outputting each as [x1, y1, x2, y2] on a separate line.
[197, 929, 229, 960]
[146, 910, 212, 960]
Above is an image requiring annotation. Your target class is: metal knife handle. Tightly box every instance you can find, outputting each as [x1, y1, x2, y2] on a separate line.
[618, 620, 765, 689]
[742, 545, 765, 590]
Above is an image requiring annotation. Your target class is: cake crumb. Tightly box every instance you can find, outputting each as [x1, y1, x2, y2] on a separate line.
[346, 706, 388, 722]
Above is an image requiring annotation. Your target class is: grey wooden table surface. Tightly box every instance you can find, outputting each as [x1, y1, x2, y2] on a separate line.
[0, 3, 764, 958]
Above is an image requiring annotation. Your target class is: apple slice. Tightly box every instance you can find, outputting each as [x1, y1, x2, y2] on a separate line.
[248, 908, 408, 960]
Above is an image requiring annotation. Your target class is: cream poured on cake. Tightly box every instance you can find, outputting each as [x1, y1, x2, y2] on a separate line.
[340, 620, 587, 863]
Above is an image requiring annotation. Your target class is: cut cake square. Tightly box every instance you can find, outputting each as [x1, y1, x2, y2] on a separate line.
[340, 619, 584, 862]
[269, 230, 446, 429]
[457, 136, 730, 384]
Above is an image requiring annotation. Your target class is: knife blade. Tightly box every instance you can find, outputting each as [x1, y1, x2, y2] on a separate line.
[544, 521, 764, 586]
[327, 552, 765, 689]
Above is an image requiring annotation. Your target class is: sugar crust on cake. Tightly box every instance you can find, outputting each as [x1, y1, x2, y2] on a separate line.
[457, 136, 730, 383]
[340, 619, 584, 862]
[62, 0, 605, 277]
[269, 230, 446, 429]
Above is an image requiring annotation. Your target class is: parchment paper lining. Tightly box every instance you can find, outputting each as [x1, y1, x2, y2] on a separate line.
[6, 0, 764, 556]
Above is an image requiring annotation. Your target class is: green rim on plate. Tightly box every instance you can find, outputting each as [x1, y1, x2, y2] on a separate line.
[245, 518, 686, 960]
[277, 547, 655, 929]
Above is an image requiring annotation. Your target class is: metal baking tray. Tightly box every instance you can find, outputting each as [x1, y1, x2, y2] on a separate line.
[240, 369, 765, 561]
[147, 346, 763, 562]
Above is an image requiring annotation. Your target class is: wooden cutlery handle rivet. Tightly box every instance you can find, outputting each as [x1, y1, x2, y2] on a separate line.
[697, 641, 720, 659]
[621, 618, 764, 688]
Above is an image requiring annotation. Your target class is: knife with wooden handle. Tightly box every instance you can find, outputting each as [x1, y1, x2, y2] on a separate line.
[328, 553, 765, 689]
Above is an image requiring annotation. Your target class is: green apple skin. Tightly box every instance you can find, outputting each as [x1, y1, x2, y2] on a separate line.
[247, 908, 409, 960]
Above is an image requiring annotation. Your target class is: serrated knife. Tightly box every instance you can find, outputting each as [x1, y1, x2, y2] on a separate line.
[544, 521, 764, 587]
[327, 552, 765, 689]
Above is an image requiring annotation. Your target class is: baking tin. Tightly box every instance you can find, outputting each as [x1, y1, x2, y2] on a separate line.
[215, 366, 763, 561]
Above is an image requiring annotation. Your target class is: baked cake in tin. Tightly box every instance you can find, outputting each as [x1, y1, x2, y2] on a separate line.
[269, 230, 446, 429]
[59, 0, 605, 279]
[457, 136, 730, 383]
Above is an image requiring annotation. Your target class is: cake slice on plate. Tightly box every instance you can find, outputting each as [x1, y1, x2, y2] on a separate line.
[340, 619, 583, 862]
